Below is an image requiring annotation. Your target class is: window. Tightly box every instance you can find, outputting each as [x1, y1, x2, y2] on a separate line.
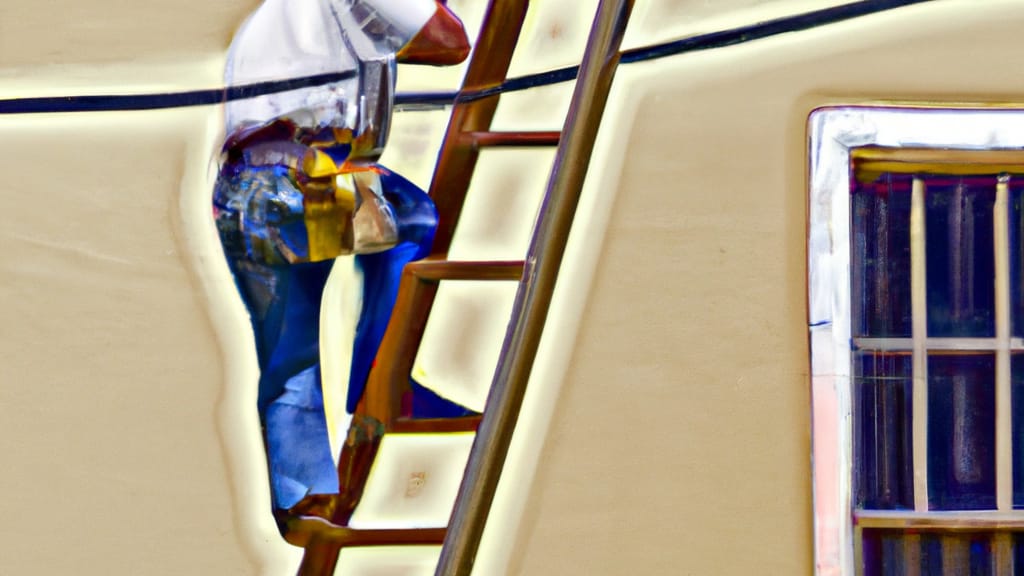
[809, 108, 1024, 575]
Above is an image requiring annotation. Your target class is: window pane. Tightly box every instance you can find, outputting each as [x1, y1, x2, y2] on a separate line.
[861, 531, 997, 576]
[854, 352, 914, 510]
[1012, 354, 1024, 508]
[1011, 184, 1024, 337]
[851, 174, 913, 338]
[926, 177, 997, 337]
[928, 354, 996, 510]
[971, 539, 995, 576]
[1015, 533, 1024, 571]
[860, 529, 905, 576]
[861, 531, 943, 576]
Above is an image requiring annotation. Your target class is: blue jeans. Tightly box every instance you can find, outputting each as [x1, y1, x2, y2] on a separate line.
[217, 162, 471, 510]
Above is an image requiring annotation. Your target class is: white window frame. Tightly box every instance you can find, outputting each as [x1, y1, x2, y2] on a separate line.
[808, 106, 1024, 576]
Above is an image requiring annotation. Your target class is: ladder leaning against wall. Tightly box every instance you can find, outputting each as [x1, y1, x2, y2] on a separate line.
[282, 0, 634, 574]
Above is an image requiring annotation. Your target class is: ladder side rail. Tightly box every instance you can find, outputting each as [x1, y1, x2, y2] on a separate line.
[435, 1, 637, 574]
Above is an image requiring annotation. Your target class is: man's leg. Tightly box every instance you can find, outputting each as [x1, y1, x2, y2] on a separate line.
[232, 259, 340, 510]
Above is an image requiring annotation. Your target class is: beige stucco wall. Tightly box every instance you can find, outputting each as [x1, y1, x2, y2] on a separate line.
[0, 110, 258, 573]
[502, 1, 1024, 575]
[3, 0, 1024, 574]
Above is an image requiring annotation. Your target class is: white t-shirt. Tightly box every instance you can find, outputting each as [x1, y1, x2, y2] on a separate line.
[224, 0, 436, 144]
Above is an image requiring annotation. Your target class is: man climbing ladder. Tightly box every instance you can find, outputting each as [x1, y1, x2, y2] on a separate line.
[213, 0, 470, 525]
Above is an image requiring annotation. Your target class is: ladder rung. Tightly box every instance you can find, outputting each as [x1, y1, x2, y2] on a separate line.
[360, 261, 521, 425]
[460, 131, 560, 148]
[391, 415, 482, 434]
[282, 516, 447, 548]
[407, 259, 524, 281]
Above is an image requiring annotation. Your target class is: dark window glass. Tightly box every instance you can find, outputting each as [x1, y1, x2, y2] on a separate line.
[861, 531, 944, 576]
[862, 531, 996, 576]
[860, 529, 905, 576]
[854, 352, 914, 510]
[851, 174, 913, 338]
[1015, 533, 1024, 572]
[925, 177, 997, 337]
[1010, 185, 1024, 337]
[928, 354, 997, 510]
[1012, 354, 1024, 508]
[967, 535, 994, 576]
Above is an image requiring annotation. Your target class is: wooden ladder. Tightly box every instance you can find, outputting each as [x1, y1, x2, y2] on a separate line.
[287, 0, 634, 571]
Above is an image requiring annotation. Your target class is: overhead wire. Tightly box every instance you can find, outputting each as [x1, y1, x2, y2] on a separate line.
[0, 0, 937, 115]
